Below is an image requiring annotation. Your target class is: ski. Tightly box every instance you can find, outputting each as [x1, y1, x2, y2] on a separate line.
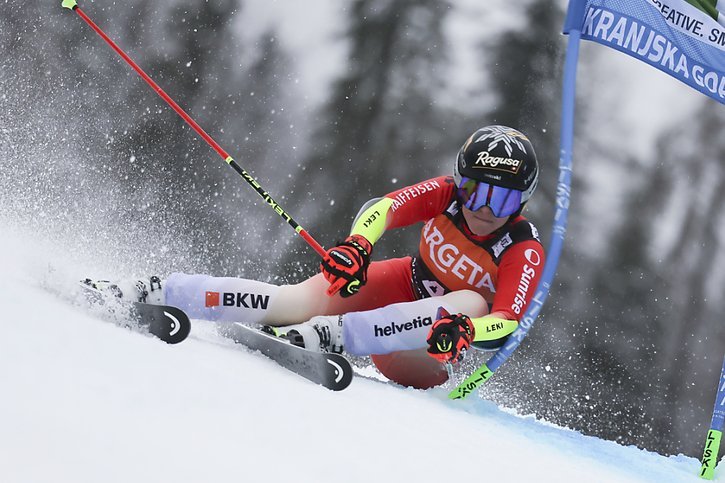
[79, 280, 191, 344]
[221, 323, 353, 391]
[131, 302, 191, 344]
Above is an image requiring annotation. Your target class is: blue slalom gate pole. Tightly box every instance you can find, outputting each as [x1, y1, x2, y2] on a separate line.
[448, 0, 586, 400]
[700, 355, 725, 479]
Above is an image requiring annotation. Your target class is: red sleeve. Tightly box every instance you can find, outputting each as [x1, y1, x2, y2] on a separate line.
[384, 176, 456, 229]
[490, 240, 545, 321]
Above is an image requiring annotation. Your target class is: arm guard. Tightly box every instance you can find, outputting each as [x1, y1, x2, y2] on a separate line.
[350, 197, 395, 245]
[469, 317, 518, 351]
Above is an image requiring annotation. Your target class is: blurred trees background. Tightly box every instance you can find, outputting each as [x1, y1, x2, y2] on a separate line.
[1, 0, 723, 457]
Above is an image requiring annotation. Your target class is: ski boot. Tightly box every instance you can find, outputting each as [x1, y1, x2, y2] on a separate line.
[80, 276, 165, 305]
[266, 315, 344, 354]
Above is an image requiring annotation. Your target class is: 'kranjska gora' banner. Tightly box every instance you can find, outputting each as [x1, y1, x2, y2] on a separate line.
[565, 0, 725, 104]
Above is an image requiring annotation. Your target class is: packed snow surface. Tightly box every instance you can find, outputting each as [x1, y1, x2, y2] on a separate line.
[0, 225, 721, 483]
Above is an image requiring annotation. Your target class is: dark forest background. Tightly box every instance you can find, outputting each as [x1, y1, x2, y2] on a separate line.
[1, 0, 723, 457]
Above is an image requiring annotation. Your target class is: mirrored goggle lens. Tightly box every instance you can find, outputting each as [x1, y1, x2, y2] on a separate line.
[457, 178, 522, 217]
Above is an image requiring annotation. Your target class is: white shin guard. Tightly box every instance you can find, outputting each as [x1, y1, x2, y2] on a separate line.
[164, 273, 281, 324]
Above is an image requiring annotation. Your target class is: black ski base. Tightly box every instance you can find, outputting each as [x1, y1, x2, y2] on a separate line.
[221, 323, 353, 391]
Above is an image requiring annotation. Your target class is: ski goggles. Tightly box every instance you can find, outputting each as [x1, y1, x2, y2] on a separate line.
[456, 177, 523, 217]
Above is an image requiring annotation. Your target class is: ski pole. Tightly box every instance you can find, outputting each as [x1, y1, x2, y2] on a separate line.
[447, 0, 581, 401]
[700, 355, 725, 479]
[60, 0, 326, 259]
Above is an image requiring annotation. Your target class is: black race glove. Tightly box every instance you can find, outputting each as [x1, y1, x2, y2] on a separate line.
[320, 234, 373, 298]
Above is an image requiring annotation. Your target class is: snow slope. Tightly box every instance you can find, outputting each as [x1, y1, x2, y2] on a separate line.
[0, 225, 721, 483]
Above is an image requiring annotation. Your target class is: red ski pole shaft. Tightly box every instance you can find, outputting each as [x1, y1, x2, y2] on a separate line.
[61, 0, 326, 259]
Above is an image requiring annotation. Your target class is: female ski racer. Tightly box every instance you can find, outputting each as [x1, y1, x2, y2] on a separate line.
[118, 125, 545, 389]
